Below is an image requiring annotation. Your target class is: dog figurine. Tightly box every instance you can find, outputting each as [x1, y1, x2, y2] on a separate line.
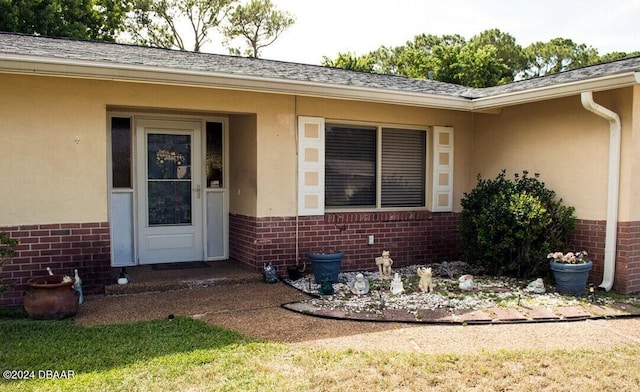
[417, 267, 434, 293]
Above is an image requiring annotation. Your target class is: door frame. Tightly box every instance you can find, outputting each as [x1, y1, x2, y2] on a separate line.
[107, 112, 229, 266]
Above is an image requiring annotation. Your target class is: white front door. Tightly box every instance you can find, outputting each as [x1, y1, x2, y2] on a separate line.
[136, 119, 203, 264]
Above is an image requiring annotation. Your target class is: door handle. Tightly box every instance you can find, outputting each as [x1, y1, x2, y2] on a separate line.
[195, 184, 201, 199]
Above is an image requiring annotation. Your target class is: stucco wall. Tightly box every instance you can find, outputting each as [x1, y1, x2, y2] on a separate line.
[228, 114, 257, 217]
[472, 89, 634, 221]
[0, 75, 109, 225]
[0, 73, 474, 226]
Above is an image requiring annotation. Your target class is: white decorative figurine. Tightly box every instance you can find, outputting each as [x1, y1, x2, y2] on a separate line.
[375, 250, 394, 278]
[526, 278, 546, 294]
[349, 273, 370, 295]
[417, 267, 434, 293]
[458, 274, 474, 291]
[390, 273, 404, 294]
[73, 269, 84, 304]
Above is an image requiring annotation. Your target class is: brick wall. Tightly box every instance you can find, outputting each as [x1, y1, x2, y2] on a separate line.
[0, 222, 111, 307]
[229, 211, 461, 275]
[567, 219, 640, 294]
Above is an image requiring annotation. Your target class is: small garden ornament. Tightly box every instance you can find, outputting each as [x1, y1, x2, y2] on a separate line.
[375, 250, 393, 278]
[73, 269, 84, 304]
[417, 267, 434, 293]
[526, 278, 546, 294]
[263, 262, 278, 284]
[319, 274, 335, 295]
[438, 261, 453, 278]
[390, 273, 404, 294]
[458, 274, 474, 291]
[349, 273, 370, 295]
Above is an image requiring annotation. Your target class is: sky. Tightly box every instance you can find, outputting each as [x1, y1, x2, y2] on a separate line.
[211, 0, 640, 65]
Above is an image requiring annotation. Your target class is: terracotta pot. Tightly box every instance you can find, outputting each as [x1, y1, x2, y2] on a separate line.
[23, 275, 79, 320]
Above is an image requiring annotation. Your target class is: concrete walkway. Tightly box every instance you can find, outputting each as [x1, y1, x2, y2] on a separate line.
[74, 264, 640, 354]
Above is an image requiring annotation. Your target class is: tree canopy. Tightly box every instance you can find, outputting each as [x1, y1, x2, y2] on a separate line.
[322, 29, 640, 87]
[126, 0, 294, 55]
[224, 0, 294, 58]
[0, 0, 294, 57]
[0, 0, 130, 41]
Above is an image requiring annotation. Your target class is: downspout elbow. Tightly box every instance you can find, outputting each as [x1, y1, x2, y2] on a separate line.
[580, 91, 621, 291]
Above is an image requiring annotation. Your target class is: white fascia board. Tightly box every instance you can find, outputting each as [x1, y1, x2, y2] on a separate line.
[471, 72, 640, 111]
[0, 55, 471, 111]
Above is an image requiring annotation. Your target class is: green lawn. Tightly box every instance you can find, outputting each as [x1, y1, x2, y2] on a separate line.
[1, 312, 639, 391]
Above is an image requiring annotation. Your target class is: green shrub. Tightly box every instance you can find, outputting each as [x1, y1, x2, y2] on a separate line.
[459, 170, 576, 278]
[1, 231, 18, 296]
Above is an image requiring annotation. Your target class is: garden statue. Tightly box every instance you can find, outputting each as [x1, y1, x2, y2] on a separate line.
[417, 267, 434, 293]
[526, 278, 546, 294]
[390, 273, 404, 294]
[319, 274, 335, 295]
[263, 262, 278, 284]
[117, 267, 129, 284]
[349, 273, 370, 295]
[458, 274, 474, 291]
[375, 250, 393, 278]
[73, 269, 84, 304]
[438, 261, 454, 278]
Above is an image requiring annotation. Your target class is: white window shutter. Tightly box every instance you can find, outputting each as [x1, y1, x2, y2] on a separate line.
[298, 116, 325, 216]
[432, 126, 454, 212]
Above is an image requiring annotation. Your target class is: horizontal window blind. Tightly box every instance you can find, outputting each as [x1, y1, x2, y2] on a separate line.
[325, 125, 376, 207]
[381, 129, 426, 207]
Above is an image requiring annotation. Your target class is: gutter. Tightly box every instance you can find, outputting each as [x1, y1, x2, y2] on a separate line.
[580, 91, 621, 291]
[3, 54, 638, 113]
[472, 72, 640, 111]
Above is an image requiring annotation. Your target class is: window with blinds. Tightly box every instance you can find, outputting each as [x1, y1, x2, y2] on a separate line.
[325, 124, 427, 209]
[325, 125, 376, 208]
[381, 128, 426, 207]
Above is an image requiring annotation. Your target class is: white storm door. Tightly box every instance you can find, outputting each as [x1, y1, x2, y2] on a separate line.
[136, 119, 203, 264]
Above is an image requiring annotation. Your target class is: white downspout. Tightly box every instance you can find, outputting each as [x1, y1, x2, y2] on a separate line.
[580, 91, 621, 291]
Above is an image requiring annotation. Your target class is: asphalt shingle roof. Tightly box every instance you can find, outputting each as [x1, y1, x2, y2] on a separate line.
[1, 32, 639, 101]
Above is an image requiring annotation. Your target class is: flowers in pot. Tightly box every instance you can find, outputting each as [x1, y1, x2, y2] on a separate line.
[547, 251, 592, 295]
[547, 251, 589, 264]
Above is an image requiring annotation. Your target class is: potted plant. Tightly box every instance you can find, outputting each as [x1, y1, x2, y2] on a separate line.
[547, 251, 592, 295]
[23, 274, 79, 320]
[307, 248, 344, 284]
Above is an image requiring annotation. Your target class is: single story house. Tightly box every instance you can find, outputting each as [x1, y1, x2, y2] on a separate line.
[1, 32, 639, 307]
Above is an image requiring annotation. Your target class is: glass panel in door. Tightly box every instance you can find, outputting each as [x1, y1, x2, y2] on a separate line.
[147, 134, 193, 225]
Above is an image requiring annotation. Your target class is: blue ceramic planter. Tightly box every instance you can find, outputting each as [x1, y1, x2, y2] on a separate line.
[308, 251, 344, 284]
[549, 260, 593, 295]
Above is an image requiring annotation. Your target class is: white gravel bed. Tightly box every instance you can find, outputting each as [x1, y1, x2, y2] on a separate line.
[286, 263, 612, 316]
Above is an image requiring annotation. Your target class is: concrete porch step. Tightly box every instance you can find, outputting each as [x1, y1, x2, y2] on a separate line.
[104, 261, 263, 296]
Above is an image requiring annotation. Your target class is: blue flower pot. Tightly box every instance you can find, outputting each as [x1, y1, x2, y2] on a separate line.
[308, 251, 344, 284]
[549, 260, 593, 295]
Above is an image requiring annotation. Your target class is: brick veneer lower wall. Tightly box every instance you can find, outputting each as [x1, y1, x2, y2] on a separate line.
[229, 211, 461, 275]
[567, 219, 640, 294]
[0, 222, 111, 307]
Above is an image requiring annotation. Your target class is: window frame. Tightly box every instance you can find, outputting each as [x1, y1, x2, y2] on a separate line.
[324, 121, 430, 212]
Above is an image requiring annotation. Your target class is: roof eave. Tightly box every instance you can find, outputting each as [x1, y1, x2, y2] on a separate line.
[0, 54, 472, 111]
[470, 72, 640, 111]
